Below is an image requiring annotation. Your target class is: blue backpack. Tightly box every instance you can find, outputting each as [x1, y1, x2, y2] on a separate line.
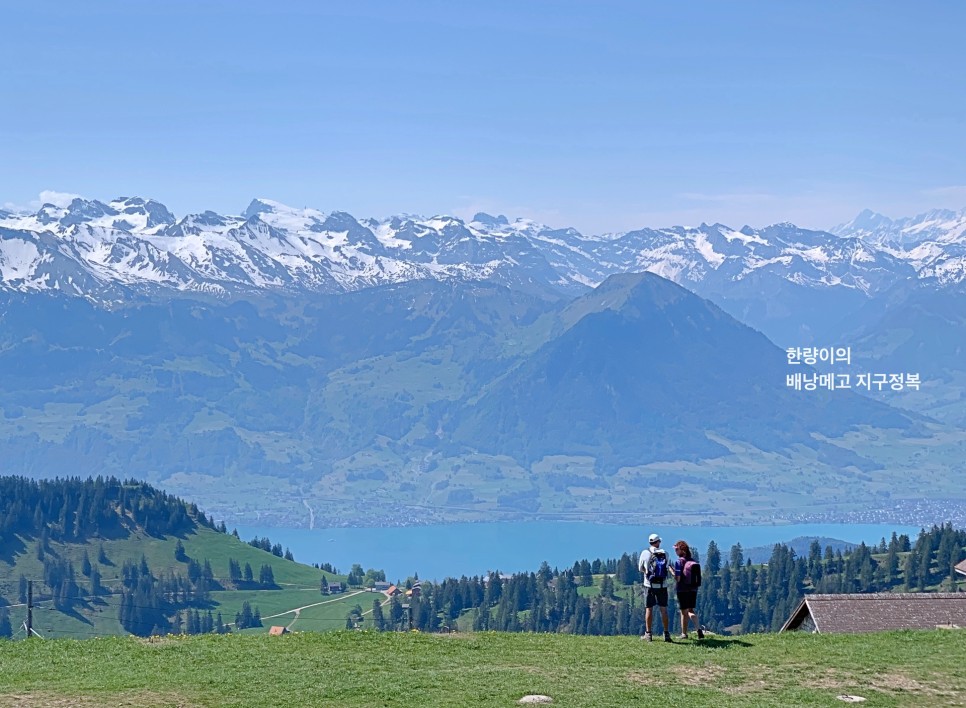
[646, 549, 669, 584]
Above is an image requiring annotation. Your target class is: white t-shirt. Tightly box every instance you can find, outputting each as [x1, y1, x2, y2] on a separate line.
[638, 546, 672, 588]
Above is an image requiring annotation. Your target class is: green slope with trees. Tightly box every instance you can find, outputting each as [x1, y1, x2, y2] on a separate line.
[0, 476, 377, 639]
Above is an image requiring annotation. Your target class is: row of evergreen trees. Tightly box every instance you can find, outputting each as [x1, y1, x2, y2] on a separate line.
[695, 524, 965, 633]
[0, 476, 213, 544]
[247, 536, 293, 560]
[227, 558, 277, 587]
[176, 608, 229, 635]
[354, 524, 964, 636]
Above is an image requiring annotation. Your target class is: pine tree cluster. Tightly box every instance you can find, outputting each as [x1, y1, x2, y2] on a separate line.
[359, 525, 964, 636]
[0, 476, 213, 544]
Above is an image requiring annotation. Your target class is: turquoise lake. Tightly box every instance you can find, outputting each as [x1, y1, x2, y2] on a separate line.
[236, 521, 924, 582]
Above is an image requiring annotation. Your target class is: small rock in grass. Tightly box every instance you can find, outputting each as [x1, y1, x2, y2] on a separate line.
[836, 696, 867, 703]
[518, 696, 553, 704]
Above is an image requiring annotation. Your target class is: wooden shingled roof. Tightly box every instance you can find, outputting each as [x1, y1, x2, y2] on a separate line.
[781, 593, 966, 634]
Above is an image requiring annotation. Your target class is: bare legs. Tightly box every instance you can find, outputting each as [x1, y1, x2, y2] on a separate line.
[645, 606, 671, 634]
[680, 608, 700, 637]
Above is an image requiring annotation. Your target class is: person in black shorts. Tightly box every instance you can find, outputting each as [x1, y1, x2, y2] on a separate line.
[672, 540, 704, 639]
[638, 533, 673, 642]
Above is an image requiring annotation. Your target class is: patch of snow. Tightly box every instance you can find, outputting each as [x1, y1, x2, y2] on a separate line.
[423, 216, 462, 231]
[568, 271, 600, 288]
[850, 247, 875, 263]
[691, 231, 725, 267]
[797, 246, 829, 263]
[370, 222, 414, 250]
[253, 206, 326, 235]
[0, 238, 40, 281]
[644, 260, 686, 281]
[722, 229, 769, 246]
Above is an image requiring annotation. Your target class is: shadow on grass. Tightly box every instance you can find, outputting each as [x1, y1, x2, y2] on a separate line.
[56, 602, 95, 627]
[685, 637, 753, 650]
[0, 534, 27, 565]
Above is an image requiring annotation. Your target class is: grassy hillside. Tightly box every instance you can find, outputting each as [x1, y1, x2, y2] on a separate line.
[1, 525, 331, 590]
[0, 477, 366, 638]
[0, 525, 364, 639]
[0, 630, 963, 707]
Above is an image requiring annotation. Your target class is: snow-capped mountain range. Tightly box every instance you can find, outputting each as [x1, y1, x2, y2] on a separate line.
[832, 207, 966, 285]
[1, 196, 964, 301]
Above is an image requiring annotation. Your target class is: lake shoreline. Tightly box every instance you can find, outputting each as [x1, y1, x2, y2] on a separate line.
[236, 520, 925, 581]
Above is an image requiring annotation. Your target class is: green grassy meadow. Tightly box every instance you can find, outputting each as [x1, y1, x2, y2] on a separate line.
[0, 629, 963, 707]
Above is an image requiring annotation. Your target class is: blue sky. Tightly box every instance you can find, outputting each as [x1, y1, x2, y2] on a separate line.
[2, 1, 964, 232]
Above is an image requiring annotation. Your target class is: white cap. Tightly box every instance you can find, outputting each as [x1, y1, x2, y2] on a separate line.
[648, 533, 661, 543]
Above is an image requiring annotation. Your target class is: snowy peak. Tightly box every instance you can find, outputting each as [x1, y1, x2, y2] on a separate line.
[111, 197, 176, 229]
[243, 198, 327, 232]
[35, 203, 67, 225]
[834, 206, 966, 247]
[833, 209, 894, 236]
[61, 197, 116, 226]
[243, 198, 277, 219]
[2, 194, 966, 302]
[471, 212, 510, 227]
[832, 206, 966, 284]
[4, 195, 177, 236]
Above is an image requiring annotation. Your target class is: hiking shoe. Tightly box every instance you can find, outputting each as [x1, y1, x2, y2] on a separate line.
[642, 632, 652, 642]
[664, 632, 673, 643]
[678, 633, 689, 639]
[697, 629, 705, 639]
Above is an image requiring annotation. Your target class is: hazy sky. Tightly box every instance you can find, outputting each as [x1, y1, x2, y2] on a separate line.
[2, 1, 964, 232]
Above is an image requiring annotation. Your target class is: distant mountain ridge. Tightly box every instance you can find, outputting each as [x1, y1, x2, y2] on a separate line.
[2, 197, 965, 527]
[833, 207, 966, 285]
[3, 196, 964, 297]
[0, 270, 943, 527]
[5, 195, 964, 345]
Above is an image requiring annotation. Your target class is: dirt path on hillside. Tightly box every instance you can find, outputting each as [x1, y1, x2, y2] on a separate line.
[227, 589, 369, 629]
[284, 589, 381, 630]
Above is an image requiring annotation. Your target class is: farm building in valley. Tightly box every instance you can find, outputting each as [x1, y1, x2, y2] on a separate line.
[781, 593, 966, 634]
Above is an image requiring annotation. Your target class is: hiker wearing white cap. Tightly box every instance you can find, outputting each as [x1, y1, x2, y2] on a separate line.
[638, 533, 673, 642]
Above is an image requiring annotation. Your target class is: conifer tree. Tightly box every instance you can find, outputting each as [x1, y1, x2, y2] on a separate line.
[0, 609, 11, 640]
[372, 599, 385, 631]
